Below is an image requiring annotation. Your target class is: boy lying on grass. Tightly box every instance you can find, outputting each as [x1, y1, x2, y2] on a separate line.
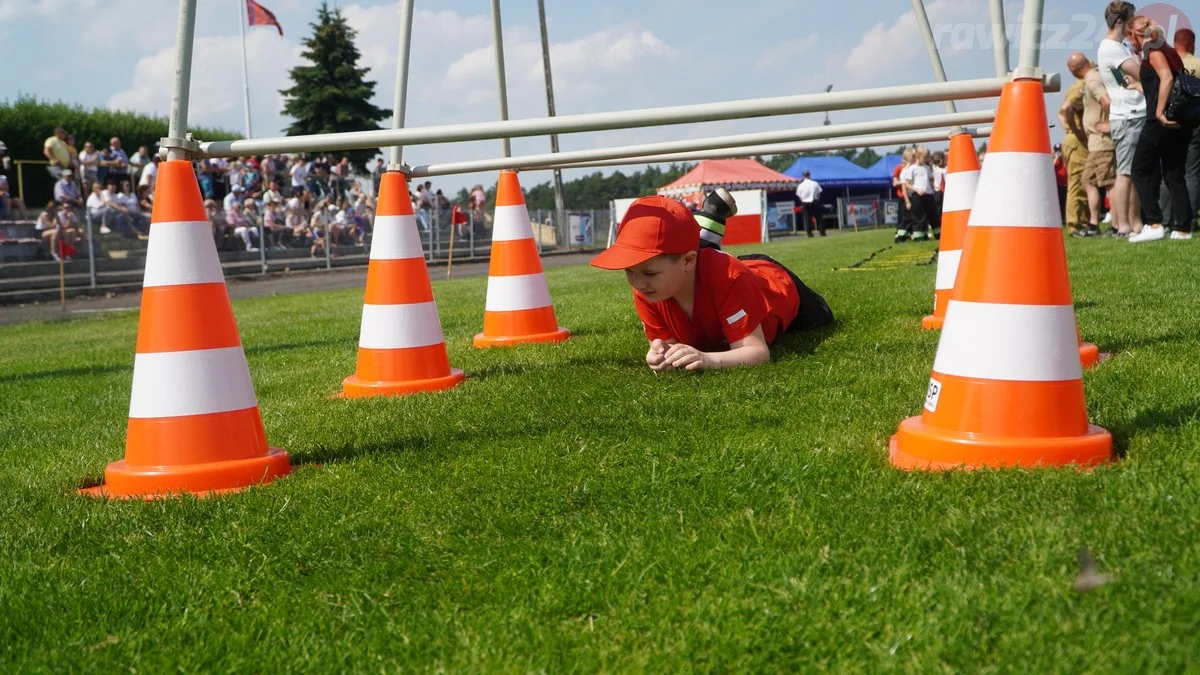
[591, 193, 834, 372]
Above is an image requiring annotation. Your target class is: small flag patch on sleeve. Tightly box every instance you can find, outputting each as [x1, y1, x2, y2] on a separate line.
[725, 309, 747, 325]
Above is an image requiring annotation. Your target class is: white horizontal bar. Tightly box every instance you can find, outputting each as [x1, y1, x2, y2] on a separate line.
[408, 110, 995, 177]
[531, 127, 993, 172]
[129, 346, 258, 418]
[934, 249, 962, 291]
[942, 170, 980, 213]
[969, 153, 1061, 228]
[359, 301, 446, 350]
[144, 220, 224, 287]
[195, 75, 1058, 158]
[492, 205, 534, 241]
[369, 214, 425, 260]
[933, 301, 1083, 381]
[485, 273, 552, 312]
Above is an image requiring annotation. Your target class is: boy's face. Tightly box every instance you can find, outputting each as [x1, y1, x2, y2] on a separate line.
[624, 252, 695, 302]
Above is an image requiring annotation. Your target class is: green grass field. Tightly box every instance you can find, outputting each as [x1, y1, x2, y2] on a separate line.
[3, 230, 1199, 671]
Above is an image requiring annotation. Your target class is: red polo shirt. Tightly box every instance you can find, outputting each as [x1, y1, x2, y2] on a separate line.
[634, 249, 800, 351]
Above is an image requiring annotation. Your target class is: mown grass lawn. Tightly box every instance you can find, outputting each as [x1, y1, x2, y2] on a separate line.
[2, 229, 1198, 672]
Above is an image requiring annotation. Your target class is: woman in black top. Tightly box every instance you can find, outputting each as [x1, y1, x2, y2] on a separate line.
[1128, 16, 1195, 241]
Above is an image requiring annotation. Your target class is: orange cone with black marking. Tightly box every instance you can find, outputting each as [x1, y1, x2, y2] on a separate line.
[342, 170, 464, 397]
[889, 78, 1112, 471]
[923, 132, 979, 330]
[82, 160, 290, 498]
[474, 170, 570, 347]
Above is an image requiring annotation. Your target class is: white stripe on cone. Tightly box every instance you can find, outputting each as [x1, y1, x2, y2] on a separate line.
[942, 170, 980, 213]
[358, 301, 447, 350]
[969, 154, 1061, 229]
[369, 214, 426, 260]
[934, 250, 962, 291]
[129, 346, 259, 418]
[143, 220, 225, 288]
[491, 205, 535, 242]
[484, 273, 553, 312]
[933, 301, 1083, 381]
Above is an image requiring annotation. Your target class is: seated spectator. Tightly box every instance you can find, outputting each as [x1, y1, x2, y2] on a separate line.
[129, 145, 151, 183]
[86, 183, 110, 234]
[139, 154, 159, 194]
[136, 184, 154, 218]
[262, 180, 283, 206]
[101, 180, 137, 238]
[205, 198, 233, 249]
[54, 170, 83, 208]
[36, 201, 59, 254]
[223, 184, 247, 213]
[119, 180, 149, 236]
[226, 200, 258, 252]
[38, 200, 82, 260]
[286, 198, 307, 247]
[0, 171, 26, 220]
[261, 199, 283, 250]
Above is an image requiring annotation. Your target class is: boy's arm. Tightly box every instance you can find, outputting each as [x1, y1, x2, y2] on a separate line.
[661, 325, 770, 371]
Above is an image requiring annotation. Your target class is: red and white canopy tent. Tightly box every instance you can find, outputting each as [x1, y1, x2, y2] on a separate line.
[610, 159, 798, 247]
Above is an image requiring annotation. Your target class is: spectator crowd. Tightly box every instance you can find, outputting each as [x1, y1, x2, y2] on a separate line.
[0, 128, 494, 261]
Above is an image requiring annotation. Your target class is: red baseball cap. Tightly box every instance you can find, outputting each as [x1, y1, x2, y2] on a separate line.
[590, 196, 700, 270]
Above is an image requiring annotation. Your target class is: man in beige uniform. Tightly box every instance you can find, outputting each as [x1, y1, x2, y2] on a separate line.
[1078, 56, 1116, 237]
[1058, 53, 1090, 235]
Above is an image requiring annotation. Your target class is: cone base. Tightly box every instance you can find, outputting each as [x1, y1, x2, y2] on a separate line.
[80, 447, 291, 499]
[888, 416, 1112, 471]
[921, 314, 944, 331]
[340, 368, 465, 398]
[1080, 342, 1100, 369]
[473, 327, 571, 348]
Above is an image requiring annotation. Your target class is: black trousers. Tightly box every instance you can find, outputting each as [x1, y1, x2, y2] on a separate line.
[907, 190, 929, 231]
[735, 253, 834, 331]
[1131, 120, 1194, 231]
[800, 203, 823, 235]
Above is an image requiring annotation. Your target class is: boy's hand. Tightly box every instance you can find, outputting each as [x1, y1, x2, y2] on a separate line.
[646, 339, 670, 372]
[663, 343, 709, 371]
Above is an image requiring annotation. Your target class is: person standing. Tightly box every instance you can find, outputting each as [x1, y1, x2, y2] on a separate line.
[893, 148, 915, 243]
[794, 170, 824, 237]
[901, 147, 933, 242]
[930, 151, 947, 238]
[106, 137, 130, 186]
[1127, 17, 1195, 242]
[1176, 28, 1200, 230]
[1097, 1, 1146, 237]
[1059, 53, 1092, 235]
[42, 128, 71, 180]
[1079, 54, 1116, 237]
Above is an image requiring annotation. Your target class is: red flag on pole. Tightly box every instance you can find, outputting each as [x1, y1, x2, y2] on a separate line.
[58, 236, 77, 260]
[246, 0, 283, 36]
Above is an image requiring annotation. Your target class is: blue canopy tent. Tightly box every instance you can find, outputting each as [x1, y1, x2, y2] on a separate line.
[782, 156, 894, 229]
[865, 155, 904, 182]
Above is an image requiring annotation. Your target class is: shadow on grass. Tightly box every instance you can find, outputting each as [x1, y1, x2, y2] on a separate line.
[1092, 332, 1189, 353]
[772, 319, 839, 359]
[244, 337, 353, 357]
[0, 363, 128, 384]
[293, 421, 557, 466]
[1107, 400, 1200, 459]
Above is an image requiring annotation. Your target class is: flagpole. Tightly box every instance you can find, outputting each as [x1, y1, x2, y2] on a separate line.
[237, 0, 254, 138]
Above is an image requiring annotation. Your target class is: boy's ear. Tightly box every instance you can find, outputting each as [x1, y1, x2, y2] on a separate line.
[683, 250, 699, 267]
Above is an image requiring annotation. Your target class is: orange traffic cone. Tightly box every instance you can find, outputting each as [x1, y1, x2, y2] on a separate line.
[474, 170, 570, 348]
[889, 78, 1112, 471]
[342, 171, 465, 397]
[82, 161, 290, 498]
[922, 132, 979, 330]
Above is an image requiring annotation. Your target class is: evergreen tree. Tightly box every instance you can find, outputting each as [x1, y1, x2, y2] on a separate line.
[280, 2, 388, 171]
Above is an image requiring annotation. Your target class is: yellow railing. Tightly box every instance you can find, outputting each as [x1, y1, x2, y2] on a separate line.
[13, 159, 51, 204]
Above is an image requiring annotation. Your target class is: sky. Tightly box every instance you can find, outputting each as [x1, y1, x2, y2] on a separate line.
[0, 0, 1193, 194]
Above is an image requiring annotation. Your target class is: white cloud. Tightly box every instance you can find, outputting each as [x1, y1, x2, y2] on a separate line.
[107, 31, 303, 137]
[841, 0, 989, 82]
[755, 35, 820, 69]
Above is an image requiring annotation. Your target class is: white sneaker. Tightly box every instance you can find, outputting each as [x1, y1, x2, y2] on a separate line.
[1169, 230, 1193, 240]
[246, 246, 259, 252]
[1128, 226, 1166, 243]
[99, 225, 112, 235]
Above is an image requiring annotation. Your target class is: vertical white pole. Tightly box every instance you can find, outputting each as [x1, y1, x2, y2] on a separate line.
[237, 0, 254, 138]
[490, 0, 512, 157]
[1016, 0, 1045, 77]
[910, 0, 957, 116]
[989, 0, 1010, 77]
[390, 0, 415, 166]
[536, 0, 566, 243]
[167, 0, 198, 161]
